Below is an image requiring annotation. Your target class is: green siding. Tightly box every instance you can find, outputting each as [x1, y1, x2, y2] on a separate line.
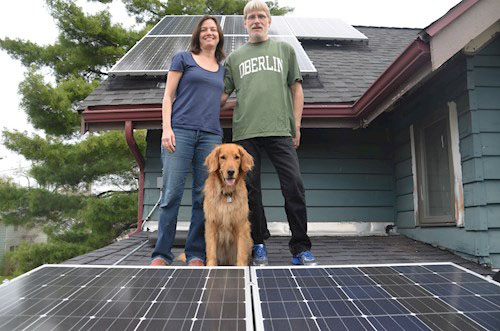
[392, 36, 500, 267]
[143, 125, 395, 223]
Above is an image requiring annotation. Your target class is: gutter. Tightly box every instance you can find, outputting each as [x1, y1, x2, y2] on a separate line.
[124, 121, 145, 236]
[352, 39, 431, 125]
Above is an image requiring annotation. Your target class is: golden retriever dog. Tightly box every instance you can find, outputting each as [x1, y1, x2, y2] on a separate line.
[203, 143, 254, 266]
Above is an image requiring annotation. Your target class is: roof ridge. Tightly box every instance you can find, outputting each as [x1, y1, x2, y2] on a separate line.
[354, 25, 421, 31]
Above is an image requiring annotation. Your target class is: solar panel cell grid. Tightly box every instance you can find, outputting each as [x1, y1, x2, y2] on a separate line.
[0, 266, 251, 331]
[223, 16, 246, 35]
[1, 263, 498, 330]
[252, 263, 500, 331]
[150, 16, 223, 35]
[111, 37, 191, 74]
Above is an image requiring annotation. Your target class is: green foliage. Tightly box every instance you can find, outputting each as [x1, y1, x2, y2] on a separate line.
[18, 69, 98, 136]
[0, 178, 84, 227]
[2, 130, 145, 188]
[0, 180, 137, 276]
[1, 0, 143, 81]
[78, 191, 138, 248]
[123, 0, 293, 24]
[1, 242, 91, 277]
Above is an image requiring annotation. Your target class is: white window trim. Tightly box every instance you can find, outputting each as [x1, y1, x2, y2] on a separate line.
[410, 101, 465, 227]
[448, 101, 465, 227]
[410, 125, 419, 225]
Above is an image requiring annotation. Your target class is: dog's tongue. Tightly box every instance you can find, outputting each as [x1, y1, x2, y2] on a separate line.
[225, 178, 236, 186]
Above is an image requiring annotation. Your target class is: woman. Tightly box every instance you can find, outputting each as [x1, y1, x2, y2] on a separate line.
[151, 16, 225, 267]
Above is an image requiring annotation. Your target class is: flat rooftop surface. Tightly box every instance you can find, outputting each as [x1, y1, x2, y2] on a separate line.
[63, 233, 496, 278]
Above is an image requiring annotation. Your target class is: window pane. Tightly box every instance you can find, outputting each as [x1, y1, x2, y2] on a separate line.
[423, 119, 451, 217]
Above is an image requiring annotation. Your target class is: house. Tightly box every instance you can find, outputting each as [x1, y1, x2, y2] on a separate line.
[0, 224, 47, 261]
[79, 0, 500, 268]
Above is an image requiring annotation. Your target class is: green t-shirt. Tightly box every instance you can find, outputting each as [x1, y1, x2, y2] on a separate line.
[224, 38, 302, 141]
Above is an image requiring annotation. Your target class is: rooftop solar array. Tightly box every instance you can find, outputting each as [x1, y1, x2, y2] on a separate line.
[0, 265, 251, 331]
[251, 263, 500, 331]
[4, 263, 493, 330]
[111, 15, 354, 75]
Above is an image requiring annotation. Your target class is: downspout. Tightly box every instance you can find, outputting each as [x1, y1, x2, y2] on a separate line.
[124, 121, 145, 236]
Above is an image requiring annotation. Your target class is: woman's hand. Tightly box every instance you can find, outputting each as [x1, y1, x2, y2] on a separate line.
[162, 127, 176, 153]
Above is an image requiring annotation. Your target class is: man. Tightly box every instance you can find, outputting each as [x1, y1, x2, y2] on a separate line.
[221, 0, 316, 266]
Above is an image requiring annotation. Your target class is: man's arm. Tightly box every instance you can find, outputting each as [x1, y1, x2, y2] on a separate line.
[220, 93, 235, 111]
[290, 81, 304, 149]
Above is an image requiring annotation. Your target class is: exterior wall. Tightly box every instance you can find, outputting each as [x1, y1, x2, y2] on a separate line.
[143, 124, 395, 224]
[393, 36, 500, 267]
[465, 37, 500, 267]
[0, 224, 47, 261]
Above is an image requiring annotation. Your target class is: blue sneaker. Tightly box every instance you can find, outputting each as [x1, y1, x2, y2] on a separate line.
[252, 244, 268, 266]
[291, 251, 317, 266]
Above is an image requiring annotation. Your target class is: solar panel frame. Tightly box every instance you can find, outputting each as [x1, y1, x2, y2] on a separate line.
[270, 36, 317, 73]
[0, 264, 253, 331]
[251, 262, 500, 331]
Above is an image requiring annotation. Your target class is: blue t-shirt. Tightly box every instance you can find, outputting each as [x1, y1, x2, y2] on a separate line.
[169, 52, 224, 136]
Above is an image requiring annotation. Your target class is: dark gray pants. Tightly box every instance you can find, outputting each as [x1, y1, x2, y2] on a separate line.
[238, 136, 311, 255]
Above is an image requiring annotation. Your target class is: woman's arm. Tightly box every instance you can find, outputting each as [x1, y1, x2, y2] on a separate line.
[162, 71, 183, 152]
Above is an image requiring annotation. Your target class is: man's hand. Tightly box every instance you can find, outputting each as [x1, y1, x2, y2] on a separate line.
[292, 128, 301, 149]
[162, 127, 176, 153]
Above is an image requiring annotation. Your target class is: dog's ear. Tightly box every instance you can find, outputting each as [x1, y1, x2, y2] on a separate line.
[205, 145, 221, 173]
[239, 145, 254, 173]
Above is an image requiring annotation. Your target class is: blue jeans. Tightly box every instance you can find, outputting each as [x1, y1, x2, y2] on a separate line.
[152, 128, 221, 264]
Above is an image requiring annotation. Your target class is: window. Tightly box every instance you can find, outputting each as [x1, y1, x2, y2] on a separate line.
[414, 113, 456, 226]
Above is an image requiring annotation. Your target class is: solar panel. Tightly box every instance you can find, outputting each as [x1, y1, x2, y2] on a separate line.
[150, 15, 223, 36]
[271, 36, 316, 73]
[285, 17, 368, 42]
[268, 16, 294, 36]
[223, 16, 247, 35]
[110, 37, 191, 75]
[0, 265, 252, 331]
[251, 263, 500, 331]
[224, 36, 249, 55]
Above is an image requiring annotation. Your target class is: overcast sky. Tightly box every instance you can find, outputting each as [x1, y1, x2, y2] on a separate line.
[0, 0, 461, 185]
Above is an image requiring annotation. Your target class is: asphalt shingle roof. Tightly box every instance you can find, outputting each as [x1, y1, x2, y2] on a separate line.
[303, 26, 419, 103]
[79, 26, 419, 110]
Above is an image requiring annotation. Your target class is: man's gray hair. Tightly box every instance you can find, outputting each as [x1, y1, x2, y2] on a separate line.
[243, 0, 271, 18]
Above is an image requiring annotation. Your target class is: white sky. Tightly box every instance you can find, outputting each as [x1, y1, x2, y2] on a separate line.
[0, 0, 461, 185]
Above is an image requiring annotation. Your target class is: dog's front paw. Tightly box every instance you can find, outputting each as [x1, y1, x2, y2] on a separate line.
[206, 260, 217, 266]
[236, 259, 249, 266]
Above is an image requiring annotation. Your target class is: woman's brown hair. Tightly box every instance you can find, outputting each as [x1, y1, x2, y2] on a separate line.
[190, 15, 225, 62]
